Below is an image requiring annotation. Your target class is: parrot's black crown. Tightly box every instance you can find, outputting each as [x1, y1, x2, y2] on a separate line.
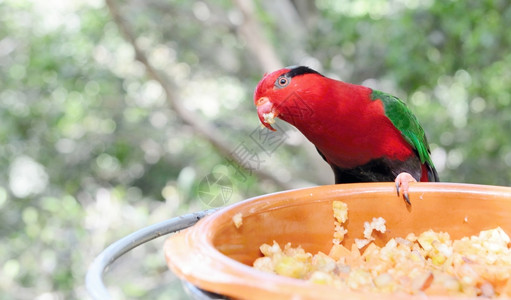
[285, 66, 323, 78]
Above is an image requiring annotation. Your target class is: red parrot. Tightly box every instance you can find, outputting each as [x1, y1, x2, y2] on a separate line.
[254, 66, 439, 203]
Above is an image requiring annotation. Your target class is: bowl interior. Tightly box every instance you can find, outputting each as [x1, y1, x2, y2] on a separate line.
[211, 183, 511, 265]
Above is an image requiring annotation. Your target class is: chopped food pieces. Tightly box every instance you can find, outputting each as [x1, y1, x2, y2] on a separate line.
[253, 201, 511, 297]
[332, 201, 348, 223]
[332, 201, 348, 245]
[355, 217, 387, 249]
[363, 217, 386, 238]
[232, 212, 243, 229]
[263, 112, 276, 124]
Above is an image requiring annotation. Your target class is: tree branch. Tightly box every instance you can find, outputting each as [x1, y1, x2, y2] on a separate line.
[232, 0, 283, 73]
[105, 0, 299, 190]
[232, 0, 331, 185]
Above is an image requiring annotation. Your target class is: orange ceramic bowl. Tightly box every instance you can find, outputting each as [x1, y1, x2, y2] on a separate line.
[164, 182, 511, 299]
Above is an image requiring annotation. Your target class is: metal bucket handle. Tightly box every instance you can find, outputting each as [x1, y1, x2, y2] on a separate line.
[86, 208, 221, 299]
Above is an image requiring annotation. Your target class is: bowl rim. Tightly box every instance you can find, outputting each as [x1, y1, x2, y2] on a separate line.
[164, 182, 511, 300]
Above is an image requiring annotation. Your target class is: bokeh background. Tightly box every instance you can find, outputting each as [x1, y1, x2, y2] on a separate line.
[1, 0, 511, 299]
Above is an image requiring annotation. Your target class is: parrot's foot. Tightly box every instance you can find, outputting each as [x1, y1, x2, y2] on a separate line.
[395, 172, 417, 205]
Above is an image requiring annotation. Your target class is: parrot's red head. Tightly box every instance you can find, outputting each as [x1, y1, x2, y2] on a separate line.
[254, 66, 324, 131]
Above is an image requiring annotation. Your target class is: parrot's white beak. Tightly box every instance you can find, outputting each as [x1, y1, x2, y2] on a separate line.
[256, 97, 279, 131]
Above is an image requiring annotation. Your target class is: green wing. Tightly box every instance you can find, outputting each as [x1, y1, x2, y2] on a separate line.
[370, 90, 434, 167]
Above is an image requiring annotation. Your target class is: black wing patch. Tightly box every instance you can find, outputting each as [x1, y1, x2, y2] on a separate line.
[329, 156, 423, 184]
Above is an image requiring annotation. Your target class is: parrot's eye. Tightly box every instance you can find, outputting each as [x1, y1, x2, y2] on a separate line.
[275, 76, 290, 88]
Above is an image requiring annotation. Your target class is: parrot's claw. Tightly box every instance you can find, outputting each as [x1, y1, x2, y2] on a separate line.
[395, 172, 417, 205]
[395, 180, 411, 205]
[403, 192, 411, 206]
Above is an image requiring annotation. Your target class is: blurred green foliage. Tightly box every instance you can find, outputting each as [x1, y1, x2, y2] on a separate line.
[1, 0, 510, 299]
